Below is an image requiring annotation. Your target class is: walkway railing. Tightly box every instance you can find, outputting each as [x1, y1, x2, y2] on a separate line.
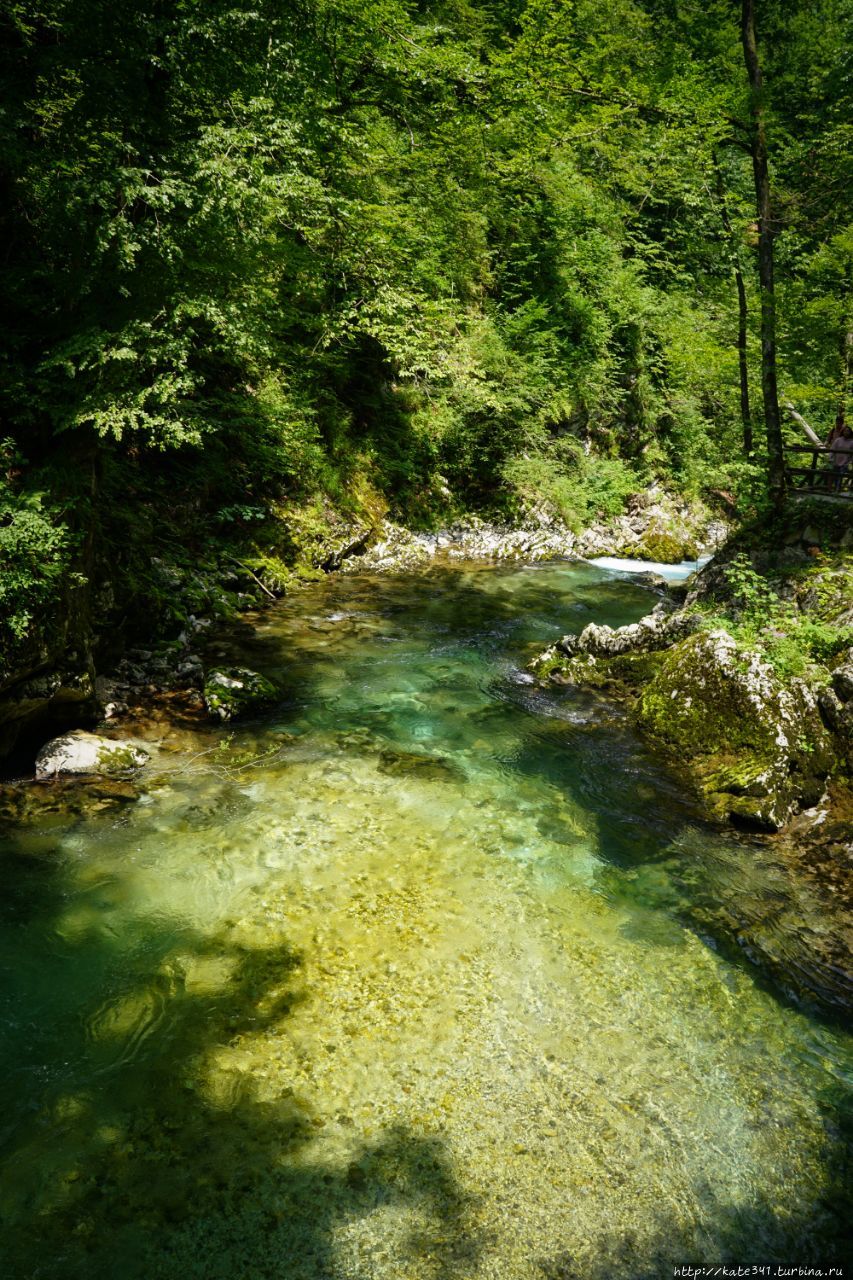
[783, 443, 853, 498]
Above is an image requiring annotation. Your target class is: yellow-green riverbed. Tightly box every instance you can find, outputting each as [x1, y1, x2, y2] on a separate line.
[0, 560, 850, 1278]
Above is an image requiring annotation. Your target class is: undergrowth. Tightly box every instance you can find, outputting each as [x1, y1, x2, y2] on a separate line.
[699, 553, 852, 681]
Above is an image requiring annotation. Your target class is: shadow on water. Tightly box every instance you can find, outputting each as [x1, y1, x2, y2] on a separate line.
[502, 684, 853, 1025]
[0, 848, 480, 1280]
[537, 1178, 853, 1278]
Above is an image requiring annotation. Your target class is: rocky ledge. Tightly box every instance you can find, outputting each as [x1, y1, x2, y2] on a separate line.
[534, 616, 845, 831]
[340, 488, 726, 574]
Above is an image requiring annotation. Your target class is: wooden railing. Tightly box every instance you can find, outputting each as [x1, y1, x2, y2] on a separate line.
[783, 443, 853, 498]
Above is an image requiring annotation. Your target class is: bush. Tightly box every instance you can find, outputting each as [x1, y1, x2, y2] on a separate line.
[502, 441, 639, 530]
[0, 478, 72, 659]
[700, 554, 853, 680]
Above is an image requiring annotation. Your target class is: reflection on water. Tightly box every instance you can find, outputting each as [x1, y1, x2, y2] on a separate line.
[0, 560, 850, 1278]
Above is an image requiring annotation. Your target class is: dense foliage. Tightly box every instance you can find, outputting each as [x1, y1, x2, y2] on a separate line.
[0, 0, 851, 665]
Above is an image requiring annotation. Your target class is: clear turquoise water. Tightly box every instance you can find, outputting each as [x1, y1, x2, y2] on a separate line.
[0, 559, 850, 1279]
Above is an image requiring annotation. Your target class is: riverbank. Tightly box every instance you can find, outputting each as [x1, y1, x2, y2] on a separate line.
[532, 501, 853, 836]
[0, 486, 724, 771]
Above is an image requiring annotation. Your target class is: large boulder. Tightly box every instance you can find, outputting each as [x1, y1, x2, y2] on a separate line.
[203, 667, 278, 722]
[35, 730, 149, 780]
[637, 629, 834, 830]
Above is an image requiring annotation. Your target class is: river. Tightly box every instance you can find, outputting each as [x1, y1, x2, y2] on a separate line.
[0, 558, 850, 1278]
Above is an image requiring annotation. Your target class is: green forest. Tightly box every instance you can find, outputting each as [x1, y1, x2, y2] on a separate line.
[2, 0, 851, 673]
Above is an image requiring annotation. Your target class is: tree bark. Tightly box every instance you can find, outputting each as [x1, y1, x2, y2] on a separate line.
[782, 400, 823, 448]
[741, 0, 785, 502]
[836, 325, 852, 432]
[714, 159, 753, 457]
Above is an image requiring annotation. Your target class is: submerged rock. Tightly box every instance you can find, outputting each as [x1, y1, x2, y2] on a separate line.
[376, 747, 462, 781]
[637, 629, 833, 831]
[35, 730, 149, 779]
[203, 667, 278, 722]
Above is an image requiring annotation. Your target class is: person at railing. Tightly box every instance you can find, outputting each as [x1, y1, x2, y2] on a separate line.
[829, 424, 853, 488]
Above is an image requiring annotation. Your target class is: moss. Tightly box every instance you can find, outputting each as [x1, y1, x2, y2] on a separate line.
[629, 526, 699, 564]
[95, 743, 148, 776]
[606, 651, 665, 687]
[203, 668, 278, 722]
[636, 630, 833, 829]
[529, 647, 572, 681]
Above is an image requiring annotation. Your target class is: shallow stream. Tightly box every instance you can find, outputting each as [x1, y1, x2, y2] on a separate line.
[1, 559, 850, 1278]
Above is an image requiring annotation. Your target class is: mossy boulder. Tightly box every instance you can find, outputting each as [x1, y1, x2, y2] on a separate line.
[203, 667, 278, 722]
[35, 730, 149, 780]
[638, 528, 699, 564]
[637, 629, 834, 830]
[531, 648, 663, 693]
[614, 513, 702, 565]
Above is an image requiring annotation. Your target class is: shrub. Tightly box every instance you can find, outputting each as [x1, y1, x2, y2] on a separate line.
[0, 478, 72, 659]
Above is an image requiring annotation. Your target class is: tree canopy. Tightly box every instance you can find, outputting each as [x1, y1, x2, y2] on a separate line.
[1, 0, 851, 660]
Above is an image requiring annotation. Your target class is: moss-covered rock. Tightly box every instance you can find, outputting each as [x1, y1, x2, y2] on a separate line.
[636, 528, 699, 564]
[35, 730, 149, 779]
[637, 629, 833, 830]
[203, 667, 278, 722]
[531, 647, 664, 693]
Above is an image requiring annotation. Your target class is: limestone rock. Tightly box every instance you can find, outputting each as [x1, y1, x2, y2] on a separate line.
[637, 629, 833, 830]
[818, 687, 845, 733]
[554, 602, 697, 660]
[203, 667, 278, 722]
[35, 731, 149, 780]
[831, 662, 853, 703]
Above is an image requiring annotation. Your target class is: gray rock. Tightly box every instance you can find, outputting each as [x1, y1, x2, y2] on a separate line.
[203, 667, 278, 722]
[818, 687, 844, 732]
[35, 731, 149, 780]
[555, 603, 695, 659]
[831, 663, 853, 703]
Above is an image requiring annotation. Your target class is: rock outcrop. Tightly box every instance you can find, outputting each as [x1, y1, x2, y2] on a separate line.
[203, 667, 278, 722]
[547, 601, 699, 660]
[35, 730, 149, 779]
[818, 649, 853, 770]
[532, 615, 835, 831]
[636, 629, 833, 830]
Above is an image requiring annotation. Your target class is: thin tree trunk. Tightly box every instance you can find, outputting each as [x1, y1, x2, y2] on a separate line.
[836, 325, 852, 432]
[782, 400, 823, 448]
[714, 159, 753, 456]
[734, 271, 752, 455]
[741, 0, 785, 503]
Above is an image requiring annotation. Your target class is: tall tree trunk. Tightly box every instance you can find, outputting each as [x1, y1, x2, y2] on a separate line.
[714, 158, 753, 457]
[836, 324, 852, 432]
[741, 0, 785, 502]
